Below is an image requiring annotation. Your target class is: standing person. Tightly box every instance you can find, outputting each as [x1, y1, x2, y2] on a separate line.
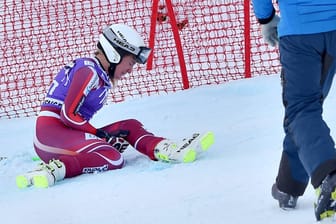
[251, 0, 336, 221]
[16, 23, 214, 189]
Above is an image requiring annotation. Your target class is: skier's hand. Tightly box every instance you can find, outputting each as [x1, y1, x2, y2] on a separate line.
[109, 137, 130, 153]
[96, 129, 130, 153]
[96, 129, 114, 143]
[261, 15, 279, 47]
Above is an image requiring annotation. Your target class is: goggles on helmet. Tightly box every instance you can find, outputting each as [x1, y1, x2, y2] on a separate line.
[103, 28, 151, 64]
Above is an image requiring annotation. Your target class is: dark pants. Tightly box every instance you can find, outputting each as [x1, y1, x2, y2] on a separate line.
[276, 30, 336, 196]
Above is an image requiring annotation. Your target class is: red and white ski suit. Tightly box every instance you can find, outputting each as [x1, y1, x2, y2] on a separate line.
[34, 57, 163, 177]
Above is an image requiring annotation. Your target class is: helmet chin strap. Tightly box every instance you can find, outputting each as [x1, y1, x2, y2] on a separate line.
[108, 63, 116, 79]
[97, 42, 118, 79]
[107, 50, 129, 80]
[97, 42, 130, 80]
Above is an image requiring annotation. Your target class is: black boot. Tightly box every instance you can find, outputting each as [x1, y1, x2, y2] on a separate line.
[271, 183, 298, 209]
[314, 173, 336, 221]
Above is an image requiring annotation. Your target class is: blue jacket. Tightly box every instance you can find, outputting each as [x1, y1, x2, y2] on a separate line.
[252, 0, 336, 37]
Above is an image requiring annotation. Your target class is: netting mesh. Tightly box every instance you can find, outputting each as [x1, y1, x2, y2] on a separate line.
[0, 0, 281, 119]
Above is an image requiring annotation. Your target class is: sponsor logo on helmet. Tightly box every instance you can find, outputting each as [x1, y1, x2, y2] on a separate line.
[113, 35, 136, 53]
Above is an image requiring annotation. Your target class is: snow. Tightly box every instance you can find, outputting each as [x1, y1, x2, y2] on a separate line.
[2, 74, 336, 223]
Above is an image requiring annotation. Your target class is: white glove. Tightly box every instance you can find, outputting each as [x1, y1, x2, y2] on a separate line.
[261, 15, 280, 47]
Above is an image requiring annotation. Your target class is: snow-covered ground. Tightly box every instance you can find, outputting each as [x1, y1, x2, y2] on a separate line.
[2, 74, 336, 223]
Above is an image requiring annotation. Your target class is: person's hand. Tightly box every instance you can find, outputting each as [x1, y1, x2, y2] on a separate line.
[96, 129, 130, 153]
[109, 137, 129, 153]
[261, 15, 280, 47]
[96, 129, 114, 143]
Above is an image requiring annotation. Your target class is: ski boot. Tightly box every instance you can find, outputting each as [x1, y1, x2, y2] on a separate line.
[271, 183, 298, 209]
[154, 131, 214, 163]
[315, 173, 336, 221]
[16, 159, 66, 188]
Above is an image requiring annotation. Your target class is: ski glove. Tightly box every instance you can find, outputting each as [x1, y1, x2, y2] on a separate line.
[96, 129, 130, 153]
[109, 137, 130, 153]
[261, 15, 280, 47]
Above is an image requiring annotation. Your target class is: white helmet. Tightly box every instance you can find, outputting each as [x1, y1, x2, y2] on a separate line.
[98, 24, 151, 64]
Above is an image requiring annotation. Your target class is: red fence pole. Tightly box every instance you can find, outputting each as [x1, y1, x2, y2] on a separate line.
[244, 0, 251, 78]
[147, 0, 159, 71]
[165, 0, 189, 89]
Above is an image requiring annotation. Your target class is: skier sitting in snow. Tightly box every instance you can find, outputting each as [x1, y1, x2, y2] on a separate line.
[16, 23, 214, 188]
